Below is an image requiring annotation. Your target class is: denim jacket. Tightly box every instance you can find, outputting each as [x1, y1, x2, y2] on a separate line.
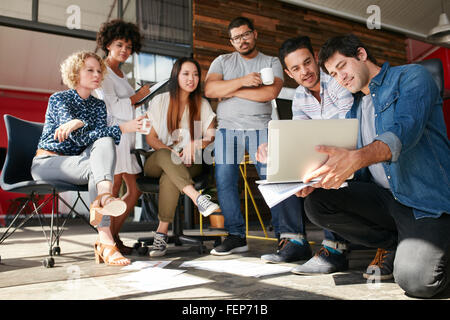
[348, 62, 450, 219]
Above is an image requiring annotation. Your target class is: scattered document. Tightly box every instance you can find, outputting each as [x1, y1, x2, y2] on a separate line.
[121, 260, 172, 271]
[120, 266, 185, 283]
[119, 267, 211, 293]
[258, 181, 348, 208]
[257, 182, 315, 208]
[180, 260, 292, 278]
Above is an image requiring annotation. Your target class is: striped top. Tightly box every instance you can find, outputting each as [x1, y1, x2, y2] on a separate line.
[37, 89, 122, 155]
[292, 69, 353, 120]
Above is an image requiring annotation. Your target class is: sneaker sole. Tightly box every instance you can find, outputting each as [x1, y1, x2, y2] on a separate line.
[291, 269, 333, 275]
[291, 266, 348, 275]
[261, 255, 283, 264]
[149, 250, 167, 257]
[210, 245, 249, 256]
[200, 204, 220, 217]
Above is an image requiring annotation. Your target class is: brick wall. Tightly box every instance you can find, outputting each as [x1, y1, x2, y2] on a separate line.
[193, 0, 407, 88]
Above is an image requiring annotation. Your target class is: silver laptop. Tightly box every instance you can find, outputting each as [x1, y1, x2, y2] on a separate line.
[258, 119, 358, 184]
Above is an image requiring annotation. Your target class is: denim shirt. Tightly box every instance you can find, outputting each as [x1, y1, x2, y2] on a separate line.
[38, 89, 122, 155]
[347, 62, 450, 219]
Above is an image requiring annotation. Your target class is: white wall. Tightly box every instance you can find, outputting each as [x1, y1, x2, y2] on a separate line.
[0, 26, 98, 92]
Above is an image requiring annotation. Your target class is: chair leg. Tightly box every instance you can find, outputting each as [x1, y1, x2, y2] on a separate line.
[57, 192, 96, 232]
[0, 197, 36, 244]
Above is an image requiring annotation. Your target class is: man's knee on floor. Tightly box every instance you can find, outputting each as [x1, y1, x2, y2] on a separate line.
[394, 240, 448, 298]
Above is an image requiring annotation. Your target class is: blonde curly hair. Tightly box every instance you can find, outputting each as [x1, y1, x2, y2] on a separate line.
[60, 51, 107, 89]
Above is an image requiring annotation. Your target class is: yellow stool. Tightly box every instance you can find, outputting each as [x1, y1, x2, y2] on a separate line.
[239, 154, 277, 242]
[197, 155, 277, 241]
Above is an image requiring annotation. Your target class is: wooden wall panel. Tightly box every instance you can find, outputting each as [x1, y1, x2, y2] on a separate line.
[193, 0, 407, 88]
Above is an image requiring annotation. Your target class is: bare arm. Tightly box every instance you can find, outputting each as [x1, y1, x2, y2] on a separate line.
[130, 84, 150, 107]
[232, 77, 283, 102]
[296, 140, 392, 198]
[204, 72, 262, 99]
[145, 127, 172, 151]
[304, 140, 392, 189]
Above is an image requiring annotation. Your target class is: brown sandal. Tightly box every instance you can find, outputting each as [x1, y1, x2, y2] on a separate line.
[94, 242, 131, 266]
[90, 193, 127, 227]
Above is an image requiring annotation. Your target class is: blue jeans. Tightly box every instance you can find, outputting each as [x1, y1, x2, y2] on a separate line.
[214, 128, 305, 238]
[323, 229, 347, 244]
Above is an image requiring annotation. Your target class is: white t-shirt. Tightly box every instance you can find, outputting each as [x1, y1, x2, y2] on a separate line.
[147, 91, 216, 150]
[360, 94, 390, 189]
[207, 51, 283, 130]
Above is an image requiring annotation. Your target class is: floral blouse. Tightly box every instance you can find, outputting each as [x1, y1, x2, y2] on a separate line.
[37, 89, 122, 155]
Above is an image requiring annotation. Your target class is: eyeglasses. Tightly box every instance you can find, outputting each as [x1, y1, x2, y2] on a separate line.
[230, 30, 254, 43]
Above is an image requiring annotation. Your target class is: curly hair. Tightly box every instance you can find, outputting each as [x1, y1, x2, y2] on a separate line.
[96, 19, 142, 56]
[60, 51, 107, 89]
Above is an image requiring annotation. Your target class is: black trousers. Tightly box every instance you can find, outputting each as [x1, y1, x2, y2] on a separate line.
[304, 181, 450, 298]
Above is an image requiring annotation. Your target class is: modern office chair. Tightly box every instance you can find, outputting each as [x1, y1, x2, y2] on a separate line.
[415, 58, 444, 99]
[131, 147, 223, 255]
[0, 115, 93, 267]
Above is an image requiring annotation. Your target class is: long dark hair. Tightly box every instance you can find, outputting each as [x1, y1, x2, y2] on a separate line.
[167, 57, 202, 140]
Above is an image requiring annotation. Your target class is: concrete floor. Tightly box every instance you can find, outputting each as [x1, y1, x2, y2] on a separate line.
[0, 219, 448, 302]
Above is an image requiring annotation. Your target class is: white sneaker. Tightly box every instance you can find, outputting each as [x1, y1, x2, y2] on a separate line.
[196, 194, 220, 217]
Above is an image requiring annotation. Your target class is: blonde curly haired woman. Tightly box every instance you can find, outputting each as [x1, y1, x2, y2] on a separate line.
[31, 51, 146, 266]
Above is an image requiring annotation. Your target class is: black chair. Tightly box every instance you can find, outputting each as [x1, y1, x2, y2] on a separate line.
[415, 58, 444, 99]
[131, 148, 223, 255]
[0, 115, 93, 267]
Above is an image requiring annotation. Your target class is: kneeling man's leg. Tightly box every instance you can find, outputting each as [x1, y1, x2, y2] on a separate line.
[393, 211, 450, 298]
[304, 182, 397, 250]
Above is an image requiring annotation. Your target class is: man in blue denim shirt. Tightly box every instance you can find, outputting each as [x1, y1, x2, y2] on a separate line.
[296, 34, 449, 298]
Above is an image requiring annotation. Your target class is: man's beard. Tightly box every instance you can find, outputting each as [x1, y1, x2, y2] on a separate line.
[239, 42, 256, 56]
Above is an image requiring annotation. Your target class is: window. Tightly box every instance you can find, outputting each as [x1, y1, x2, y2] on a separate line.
[0, 0, 32, 20]
[38, 0, 118, 32]
[136, 53, 176, 83]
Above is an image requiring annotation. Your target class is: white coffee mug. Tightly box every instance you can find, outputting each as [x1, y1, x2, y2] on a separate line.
[141, 118, 151, 135]
[260, 67, 274, 85]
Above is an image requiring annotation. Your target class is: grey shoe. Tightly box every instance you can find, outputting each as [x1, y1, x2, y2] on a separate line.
[261, 239, 313, 263]
[196, 194, 220, 217]
[291, 246, 348, 275]
[149, 232, 168, 257]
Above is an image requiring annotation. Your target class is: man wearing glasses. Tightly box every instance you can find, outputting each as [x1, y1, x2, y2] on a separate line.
[205, 17, 306, 258]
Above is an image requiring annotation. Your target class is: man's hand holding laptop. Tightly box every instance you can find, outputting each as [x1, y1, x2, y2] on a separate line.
[256, 142, 362, 198]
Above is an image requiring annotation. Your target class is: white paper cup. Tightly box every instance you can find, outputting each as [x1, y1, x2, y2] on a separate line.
[141, 118, 151, 135]
[260, 67, 274, 85]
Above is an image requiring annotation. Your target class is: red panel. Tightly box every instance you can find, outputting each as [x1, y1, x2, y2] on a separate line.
[0, 89, 52, 217]
[422, 47, 450, 139]
[0, 89, 51, 149]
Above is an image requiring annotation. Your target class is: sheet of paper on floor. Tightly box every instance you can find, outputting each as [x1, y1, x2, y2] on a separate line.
[180, 260, 292, 277]
[119, 267, 211, 293]
[121, 260, 172, 271]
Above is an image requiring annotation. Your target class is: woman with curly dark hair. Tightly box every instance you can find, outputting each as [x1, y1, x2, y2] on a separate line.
[95, 19, 150, 255]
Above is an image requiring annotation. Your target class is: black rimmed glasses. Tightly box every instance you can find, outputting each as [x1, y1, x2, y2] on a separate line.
[230, 30, 254, 43]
